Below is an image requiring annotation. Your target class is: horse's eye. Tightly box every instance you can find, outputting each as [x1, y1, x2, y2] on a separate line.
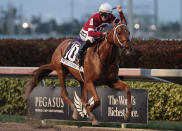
[117, 32, 122, 35]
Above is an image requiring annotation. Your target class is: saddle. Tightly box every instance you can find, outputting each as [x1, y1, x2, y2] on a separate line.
[60, 38, 84, 72]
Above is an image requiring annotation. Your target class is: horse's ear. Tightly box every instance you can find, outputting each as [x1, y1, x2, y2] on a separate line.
[121, 19, 127, 25]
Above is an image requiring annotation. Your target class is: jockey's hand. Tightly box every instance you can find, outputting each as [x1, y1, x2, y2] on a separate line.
[103, 32, 107, 35]
[103, 32, 107, 37]
[117, 5, 122, 12]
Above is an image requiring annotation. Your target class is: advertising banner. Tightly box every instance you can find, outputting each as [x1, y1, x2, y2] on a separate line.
[28, 86, 148, 123]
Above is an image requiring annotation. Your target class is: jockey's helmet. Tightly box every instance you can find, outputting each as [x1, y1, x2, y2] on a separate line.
[99, 3, 112, 19]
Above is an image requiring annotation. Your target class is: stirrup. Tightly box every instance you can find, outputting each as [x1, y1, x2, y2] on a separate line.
[76, 53, 82, 59]
[76, 55, 83, 66]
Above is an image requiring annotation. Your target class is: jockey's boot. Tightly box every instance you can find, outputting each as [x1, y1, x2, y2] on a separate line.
[76, 40, 92, 60]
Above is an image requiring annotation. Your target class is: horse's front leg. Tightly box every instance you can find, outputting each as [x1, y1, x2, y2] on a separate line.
[81, 83, 87, 104]
[111, 79, 131, 121]
[84, 81, 100, 125]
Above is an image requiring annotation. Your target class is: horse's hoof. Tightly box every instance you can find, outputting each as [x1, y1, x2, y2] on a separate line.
[72, 110, 78, 120]
[124, 113, 131, 122]
[88, 113, 99, 126]
[124, 115, 128, 121]
[92, 120, 99, 126]
[70, 103, 78, 120]
[72, 114, 78, 120]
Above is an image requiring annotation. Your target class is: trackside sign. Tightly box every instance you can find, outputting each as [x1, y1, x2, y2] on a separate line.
[28, 86, 148, 124]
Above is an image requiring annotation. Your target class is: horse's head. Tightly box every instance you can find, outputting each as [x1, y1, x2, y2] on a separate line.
[106, 23, 131, 48]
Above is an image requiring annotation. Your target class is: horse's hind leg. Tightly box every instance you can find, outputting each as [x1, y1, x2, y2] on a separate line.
[56, 68, 78, 120]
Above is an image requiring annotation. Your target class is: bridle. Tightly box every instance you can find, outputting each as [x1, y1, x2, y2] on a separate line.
[113, 24, 130, 47]
[105, 24, 129, 47]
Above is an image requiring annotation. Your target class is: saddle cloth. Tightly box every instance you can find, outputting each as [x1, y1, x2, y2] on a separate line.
[60, 38, 84, 72]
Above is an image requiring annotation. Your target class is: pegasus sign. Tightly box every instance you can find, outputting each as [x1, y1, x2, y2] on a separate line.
[74, 91, 94, 118]
[27, 86, 148, 124]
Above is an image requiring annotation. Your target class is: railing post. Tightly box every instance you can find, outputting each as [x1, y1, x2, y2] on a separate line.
[41, 79, 46, 126]
[41, 119, 46, 127]
[121, 123, 126, 128]
[41, 79, 46, 87]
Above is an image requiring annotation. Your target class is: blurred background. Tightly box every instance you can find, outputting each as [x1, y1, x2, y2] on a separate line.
[0, 0, 182, 39]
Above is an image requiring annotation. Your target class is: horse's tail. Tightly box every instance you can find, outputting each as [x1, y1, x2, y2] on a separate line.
[24, 63, 54, 99]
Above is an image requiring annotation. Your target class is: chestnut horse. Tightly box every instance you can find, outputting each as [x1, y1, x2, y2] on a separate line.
[25, 23, 131, 125]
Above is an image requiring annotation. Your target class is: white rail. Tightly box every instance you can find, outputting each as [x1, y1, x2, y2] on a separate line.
[0, 67, 182, 85]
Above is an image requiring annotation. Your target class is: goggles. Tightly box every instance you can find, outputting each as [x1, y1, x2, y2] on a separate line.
[100, 12, 111, 19]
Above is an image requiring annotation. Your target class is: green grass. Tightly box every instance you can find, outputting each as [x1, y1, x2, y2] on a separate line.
[127, 121, 182, 131]
[0, 115, 182, 131]
[0, 114, 26, 123]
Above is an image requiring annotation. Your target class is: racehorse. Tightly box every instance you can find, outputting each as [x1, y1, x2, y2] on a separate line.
[25, 23, 132, 125]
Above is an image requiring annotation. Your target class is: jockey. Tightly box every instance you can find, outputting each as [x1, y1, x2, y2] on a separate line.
[76, 3, 127, 60]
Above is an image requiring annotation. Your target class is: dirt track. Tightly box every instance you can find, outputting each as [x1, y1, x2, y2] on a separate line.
[0, 122, 169, 131]
[0, 122, 56, 131]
